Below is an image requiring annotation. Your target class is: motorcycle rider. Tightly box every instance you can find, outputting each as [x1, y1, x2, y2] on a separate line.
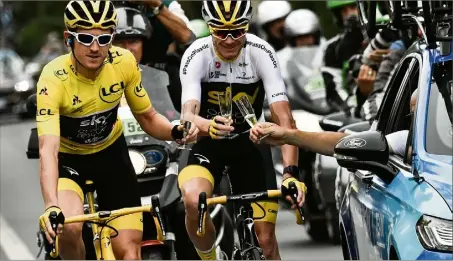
[178, 1, 305, 259]
[323, 0, 364, 112]
[36, 1, 198, 259]
[256, 0, 292, 52]
[113, 6, 153, 63]
[277, 9, 327, 107]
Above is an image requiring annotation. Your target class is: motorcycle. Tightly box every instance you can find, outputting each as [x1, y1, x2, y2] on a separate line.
[26, 65, 234, 260]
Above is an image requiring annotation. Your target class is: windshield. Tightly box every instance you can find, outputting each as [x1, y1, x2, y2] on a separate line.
[0, 49, 24, 79]
[426, 61, 452, 156]
[120, 65, 180, 122]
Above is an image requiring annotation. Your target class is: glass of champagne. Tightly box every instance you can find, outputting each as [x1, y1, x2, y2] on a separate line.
[234, 96, 270, 140]
[178, 103, 197, 150]
[217, 88, 232, 129]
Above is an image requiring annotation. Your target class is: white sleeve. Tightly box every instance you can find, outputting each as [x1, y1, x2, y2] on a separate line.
[386, 130, 409, 156]
[254, 41, 289, 105]
[180, 42, 207, 104]
[168, 1, 190, 25]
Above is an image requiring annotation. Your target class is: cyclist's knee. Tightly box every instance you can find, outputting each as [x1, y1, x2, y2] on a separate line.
[178, 165, 214, 219]
[58, 223, 84, 251]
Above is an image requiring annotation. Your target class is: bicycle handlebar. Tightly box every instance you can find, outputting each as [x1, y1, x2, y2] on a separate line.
[197, 181, 304, 236]
[46, 195, 166, 258]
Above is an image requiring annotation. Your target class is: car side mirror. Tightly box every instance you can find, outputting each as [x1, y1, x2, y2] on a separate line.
[334, 131, 397, 183]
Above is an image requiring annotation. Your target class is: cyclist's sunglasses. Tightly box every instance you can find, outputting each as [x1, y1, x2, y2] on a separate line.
[210, 27, 247, 40]
[67, 31, 114, 47]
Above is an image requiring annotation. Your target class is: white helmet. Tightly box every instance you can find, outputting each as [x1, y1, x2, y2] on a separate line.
[284, 9, 320, 38]
[257, 1, 291, 26]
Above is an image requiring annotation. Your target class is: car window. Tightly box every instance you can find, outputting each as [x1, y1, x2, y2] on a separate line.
[376, 57, 416, 132]
[426, 64, 452, 156]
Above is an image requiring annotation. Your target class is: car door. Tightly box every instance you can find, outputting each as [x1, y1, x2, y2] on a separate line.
[348, 53, 422, 259]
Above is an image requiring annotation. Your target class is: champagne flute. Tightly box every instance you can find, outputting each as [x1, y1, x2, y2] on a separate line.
[178, 103, 197, 150]
[217, 88, 232, 128]
[234, 96, 270, 140]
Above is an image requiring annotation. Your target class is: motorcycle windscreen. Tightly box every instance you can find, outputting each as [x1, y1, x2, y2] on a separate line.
[140, 64, 180, 122]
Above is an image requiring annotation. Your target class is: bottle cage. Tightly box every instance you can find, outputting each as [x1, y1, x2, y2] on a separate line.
[357, 0, 452, 50]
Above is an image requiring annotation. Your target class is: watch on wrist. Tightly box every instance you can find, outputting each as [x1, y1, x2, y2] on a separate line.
[153, 3, 164, 16]
[283, 165, 300, 178]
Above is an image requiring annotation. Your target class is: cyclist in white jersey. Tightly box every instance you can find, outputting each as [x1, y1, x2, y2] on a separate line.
[177, 1, 307, 260]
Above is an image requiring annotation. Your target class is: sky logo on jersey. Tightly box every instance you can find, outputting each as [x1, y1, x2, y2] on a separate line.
[99, 81, 125, 103]
[72, 95, 82, 106]
[182, 44, 209, 75]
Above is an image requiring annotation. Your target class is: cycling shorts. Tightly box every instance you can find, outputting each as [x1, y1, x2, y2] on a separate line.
[178, 134, 279, 224]
[57, 135, 142, 231]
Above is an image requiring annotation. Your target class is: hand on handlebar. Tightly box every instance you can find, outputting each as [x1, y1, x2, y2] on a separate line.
[39, 206, 65, 244]
[281, 177, 307, 224]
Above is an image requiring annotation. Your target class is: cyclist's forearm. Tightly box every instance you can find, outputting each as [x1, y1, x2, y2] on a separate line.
[284, 129, 348, 156]
[39, 153, 59, 208]
[139, 111, 174, 141]
[194, 115, 211, 136]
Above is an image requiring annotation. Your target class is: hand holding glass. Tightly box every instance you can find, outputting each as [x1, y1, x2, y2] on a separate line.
[217, 89, 232, 125]
[234, 96, 270, 140]
[178, 103, 197, 150]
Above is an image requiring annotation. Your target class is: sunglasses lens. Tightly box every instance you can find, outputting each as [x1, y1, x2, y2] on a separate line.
[98, 35, 112, 45]
[231, 29, 245, 38]
[213, 29, 246, 40]
[77, 33, 94, 45]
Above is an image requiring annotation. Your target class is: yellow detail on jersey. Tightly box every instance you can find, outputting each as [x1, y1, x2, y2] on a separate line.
[36, 46, 152, 155]
[207, 86, 259, 105]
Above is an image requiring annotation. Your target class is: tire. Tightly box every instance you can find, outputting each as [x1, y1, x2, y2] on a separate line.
[301, 150, 330, 242]
[340, 226, 351, 260]
[82, 223, 97, 260]
[218, 209, 235, 260]
[142, 246, 166, 260]
[326, 204, 341, 245]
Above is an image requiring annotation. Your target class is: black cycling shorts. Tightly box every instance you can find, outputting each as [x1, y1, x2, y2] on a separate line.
[179, 134, 279, 223]
[57, 135, 142, 231]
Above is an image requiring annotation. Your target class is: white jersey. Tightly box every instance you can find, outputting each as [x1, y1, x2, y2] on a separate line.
[180, 33, 288, 133]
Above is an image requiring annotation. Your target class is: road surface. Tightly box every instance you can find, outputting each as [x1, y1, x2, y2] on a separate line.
[0, 118, 342, 260]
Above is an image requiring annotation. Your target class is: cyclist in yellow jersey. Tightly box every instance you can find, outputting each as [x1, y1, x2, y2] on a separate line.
[36, 1, 198, 259]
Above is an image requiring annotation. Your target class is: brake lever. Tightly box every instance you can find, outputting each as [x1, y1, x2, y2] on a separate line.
[48, 212, 59, 259]
[151, 195, 166, 241]
[197, 192, 207, 237]
[288, 181, 305, 223]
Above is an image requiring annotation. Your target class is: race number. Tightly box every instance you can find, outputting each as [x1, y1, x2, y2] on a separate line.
[122, 119, 146, 136]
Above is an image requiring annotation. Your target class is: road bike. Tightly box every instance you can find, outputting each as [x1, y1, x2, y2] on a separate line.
[197, 181, 304, 260]
[37, 180, 165, 260]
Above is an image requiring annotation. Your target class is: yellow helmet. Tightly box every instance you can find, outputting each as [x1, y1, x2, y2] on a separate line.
[201, 1, 253, 28]
[64, 1, 118, 31]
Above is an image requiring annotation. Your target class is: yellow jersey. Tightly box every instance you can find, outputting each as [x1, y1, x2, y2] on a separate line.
[36, 46, 151, 155]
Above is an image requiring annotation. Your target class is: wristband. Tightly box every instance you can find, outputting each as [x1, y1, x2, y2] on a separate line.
[283, 165, 300, 178]
[171, 125, 184, 140]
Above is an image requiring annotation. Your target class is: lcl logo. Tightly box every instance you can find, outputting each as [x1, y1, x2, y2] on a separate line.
[99, 81, 125, 103]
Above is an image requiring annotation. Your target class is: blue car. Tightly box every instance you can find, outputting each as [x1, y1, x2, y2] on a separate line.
[333, 32, 452, 260]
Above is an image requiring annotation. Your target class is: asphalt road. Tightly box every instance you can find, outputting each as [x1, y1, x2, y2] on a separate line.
[0, 117, 341, 260]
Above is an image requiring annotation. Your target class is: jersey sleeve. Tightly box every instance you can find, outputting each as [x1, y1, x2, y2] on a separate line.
[254, 40, 289, 105]
[180, 40, 206, 104]
[36, 67, 63, 137]
[122, 51, 152, 114]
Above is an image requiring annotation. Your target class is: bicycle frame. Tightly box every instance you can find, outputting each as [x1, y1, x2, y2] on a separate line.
[232, 200, 262, 259]
[84, 180, 114, 260]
